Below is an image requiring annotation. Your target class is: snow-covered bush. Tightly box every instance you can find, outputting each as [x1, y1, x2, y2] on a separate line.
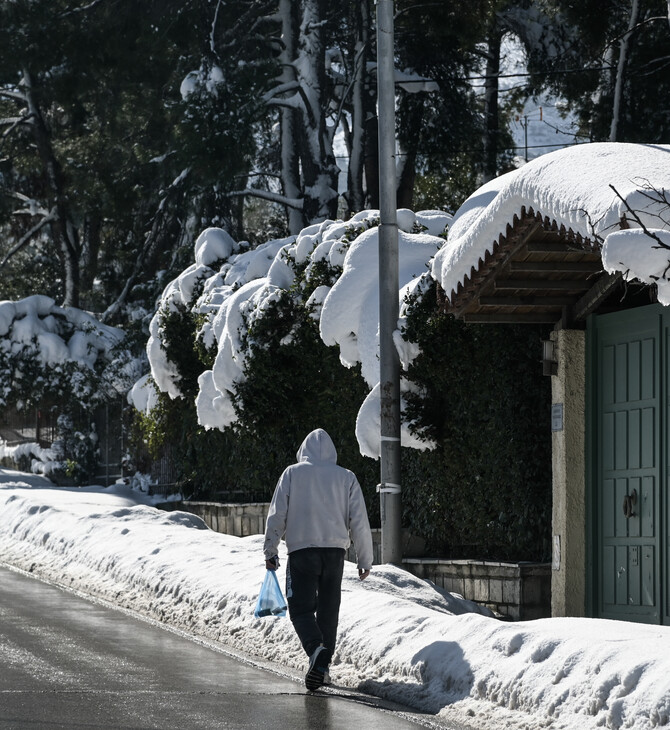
[143, 210, 450, 457]
[0, 295, 141, 483]
[129, 211, 449, 503]
[0, 295, 133, 410]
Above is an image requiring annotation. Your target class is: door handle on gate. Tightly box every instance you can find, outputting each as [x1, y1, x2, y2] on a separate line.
[623, 489, 638, 518]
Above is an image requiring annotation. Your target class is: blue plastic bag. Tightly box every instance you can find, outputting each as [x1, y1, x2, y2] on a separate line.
[253, 569, 287, 618]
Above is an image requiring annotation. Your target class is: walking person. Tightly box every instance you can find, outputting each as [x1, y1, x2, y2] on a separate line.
[263, 428, 373, 691]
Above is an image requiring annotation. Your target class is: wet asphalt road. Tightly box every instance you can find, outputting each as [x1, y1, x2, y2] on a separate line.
[0, 566, 442, 730]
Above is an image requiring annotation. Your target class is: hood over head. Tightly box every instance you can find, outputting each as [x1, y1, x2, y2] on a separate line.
[296, 428, 338, 464]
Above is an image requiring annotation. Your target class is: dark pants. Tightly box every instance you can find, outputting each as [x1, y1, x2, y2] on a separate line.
[286, 547, 345, 659]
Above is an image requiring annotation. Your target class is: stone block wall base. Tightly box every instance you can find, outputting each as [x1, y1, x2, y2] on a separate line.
[158, 501, 270, 538]
[403, 558, 551, 621]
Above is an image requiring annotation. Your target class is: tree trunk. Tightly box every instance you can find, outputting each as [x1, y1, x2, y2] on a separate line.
[364, 113, 379, 209]
[396, 96, 423, 209]
[396, 146, 416, 210]
[22, 69, 80, 307]
[295, 0, 339, 224]
[277, 0, 304, 235]
[610, 0, 640, 142]
[345, 0, 371, 216]
[482, 28, 501, 182]
[80, 215, 101, 296]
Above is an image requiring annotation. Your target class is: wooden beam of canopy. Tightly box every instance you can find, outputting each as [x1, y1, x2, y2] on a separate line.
[478, 296, 575, 307]
[494, 279, 590, 291]
[525, 241, 594, 254]
[463, 312, 560, 323]
[508, 261, 602, 274]
[570, 272, 624, 322]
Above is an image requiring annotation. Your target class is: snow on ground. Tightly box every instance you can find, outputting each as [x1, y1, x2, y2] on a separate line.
[1, 474, 669, 730]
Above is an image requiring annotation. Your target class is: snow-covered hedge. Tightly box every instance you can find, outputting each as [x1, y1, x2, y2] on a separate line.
[140, 209, 451, 458]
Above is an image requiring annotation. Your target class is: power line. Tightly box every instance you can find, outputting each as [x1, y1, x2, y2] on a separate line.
[465, 65, 612, 83]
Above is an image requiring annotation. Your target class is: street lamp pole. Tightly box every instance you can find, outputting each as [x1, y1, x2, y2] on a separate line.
[376, 0, 402, 565]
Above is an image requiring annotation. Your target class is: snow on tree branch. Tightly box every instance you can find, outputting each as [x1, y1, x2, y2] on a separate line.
[0, 89, 28, 104]
[9, 192, 51, 218]
[210, 0, 224, 55]
[0, 116, 29, 127]
[263, 81, 317, 126]
[0, 114, 33, 146]
[60, 0, 108, 18]
[262, 80, 301, 102]
[226, 188, 304, 210]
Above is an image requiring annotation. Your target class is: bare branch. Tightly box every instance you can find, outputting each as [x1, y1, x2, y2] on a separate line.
[0, 89, 28, 104]
[329, 40, 368, 144]
[101, 170, 192, 323]
[233, 171, 282, 180]
[263, 80, 301, 102]
[610, 183, 670, 250]
[0, 209, 56, 268]
[212, 0, 276, 52]
[60, 0, 108, 18]
[601, 15, 668, 54]
[629, 177, 670, 209]
[226, 187, 303, 210]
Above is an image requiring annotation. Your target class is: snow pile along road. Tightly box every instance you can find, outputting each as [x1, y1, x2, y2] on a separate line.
[1, 480, 669, 730]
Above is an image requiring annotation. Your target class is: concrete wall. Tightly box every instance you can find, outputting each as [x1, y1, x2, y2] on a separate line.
[550, 329, 587, 617]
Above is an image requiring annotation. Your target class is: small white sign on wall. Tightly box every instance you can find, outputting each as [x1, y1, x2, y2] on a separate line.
[552, 535, 561, 571]
[551, 403, 564, 432]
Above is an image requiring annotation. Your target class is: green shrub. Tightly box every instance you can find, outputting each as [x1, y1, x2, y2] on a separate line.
[400, 282, 552, 560]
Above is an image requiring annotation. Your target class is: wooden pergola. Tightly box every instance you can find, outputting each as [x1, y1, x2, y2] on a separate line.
[437, 206, 629, 327]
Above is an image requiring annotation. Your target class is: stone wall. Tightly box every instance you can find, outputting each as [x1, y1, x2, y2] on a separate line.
[160, 501, 270, 538]
[162, 501, 551, 620]
[402, 558, 551, 620]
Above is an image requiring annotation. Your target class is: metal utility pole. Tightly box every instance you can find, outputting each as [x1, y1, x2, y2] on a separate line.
[376, 0, 402, 565]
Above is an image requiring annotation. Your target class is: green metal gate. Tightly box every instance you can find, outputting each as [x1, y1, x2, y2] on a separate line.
[588, 304, 666, 624]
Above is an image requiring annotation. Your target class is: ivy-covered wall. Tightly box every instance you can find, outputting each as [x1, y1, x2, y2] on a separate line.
[401, 284, 552, 561]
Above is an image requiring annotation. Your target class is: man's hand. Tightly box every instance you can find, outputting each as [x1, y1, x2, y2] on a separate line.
[358, 569, 370, 581]
[266, 555, 279, 571]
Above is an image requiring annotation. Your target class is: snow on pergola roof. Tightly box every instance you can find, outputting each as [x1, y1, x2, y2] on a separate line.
[432, 143, 670, 323]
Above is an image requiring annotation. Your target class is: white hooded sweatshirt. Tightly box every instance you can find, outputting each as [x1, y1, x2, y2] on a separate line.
[263, 428, 374, 570]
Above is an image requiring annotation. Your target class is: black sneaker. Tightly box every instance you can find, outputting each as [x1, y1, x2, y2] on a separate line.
[305, 645, 329, 691]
